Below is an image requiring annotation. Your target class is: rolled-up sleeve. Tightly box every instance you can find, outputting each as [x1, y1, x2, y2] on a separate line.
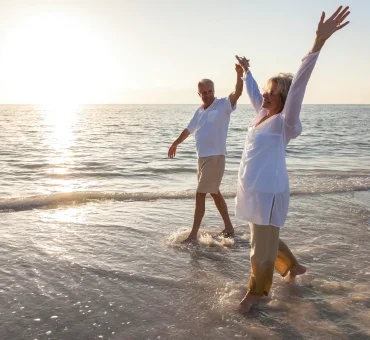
[221, 97, 236, 115]
[186, 112, 198, 134]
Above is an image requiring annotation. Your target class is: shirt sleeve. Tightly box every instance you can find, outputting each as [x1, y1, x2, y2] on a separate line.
[220, 97, 236, 115]
[283, 52, 320, 128]
[186, 111, 198, 134]
[243, 70, 263, 114]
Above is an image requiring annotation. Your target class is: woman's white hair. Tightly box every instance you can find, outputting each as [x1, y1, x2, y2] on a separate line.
[266, 73, 294, 107]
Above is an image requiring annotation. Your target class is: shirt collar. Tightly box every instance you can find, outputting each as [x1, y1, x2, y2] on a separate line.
[250, 109, 268, 126]
[199, 98, 218, 113]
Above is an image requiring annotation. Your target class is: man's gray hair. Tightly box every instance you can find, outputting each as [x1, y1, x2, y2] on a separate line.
[198, 78, 214, 89]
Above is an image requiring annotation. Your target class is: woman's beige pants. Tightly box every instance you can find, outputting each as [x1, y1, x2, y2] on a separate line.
[248, 223, 298, 296]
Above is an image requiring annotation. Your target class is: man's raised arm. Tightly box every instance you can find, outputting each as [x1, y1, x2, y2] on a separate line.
[229, 62, 244, 107]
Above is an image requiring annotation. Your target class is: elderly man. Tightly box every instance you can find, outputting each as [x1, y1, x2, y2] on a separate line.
[168, 62, 243, 243]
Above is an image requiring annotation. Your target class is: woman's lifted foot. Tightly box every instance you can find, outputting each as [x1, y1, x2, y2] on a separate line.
[283, 264, 307, 284]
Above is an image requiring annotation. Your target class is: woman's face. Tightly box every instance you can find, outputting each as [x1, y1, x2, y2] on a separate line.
[262, 81, 283, 114]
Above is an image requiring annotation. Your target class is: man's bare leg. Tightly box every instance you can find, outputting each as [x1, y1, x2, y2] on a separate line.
[182, 192, 207, 243]
[210, 190, 234, 236]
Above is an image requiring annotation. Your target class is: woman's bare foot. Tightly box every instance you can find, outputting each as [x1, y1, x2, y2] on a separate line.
[283, 264, 307, 284]
[238, 293, 262, 313]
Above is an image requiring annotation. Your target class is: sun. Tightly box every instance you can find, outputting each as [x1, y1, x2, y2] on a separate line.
[2, 9, 121, 105]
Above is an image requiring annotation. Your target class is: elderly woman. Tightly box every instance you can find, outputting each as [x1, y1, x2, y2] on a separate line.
[235, 6, 350, 312]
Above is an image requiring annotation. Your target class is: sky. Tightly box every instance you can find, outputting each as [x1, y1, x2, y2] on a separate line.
[0, 0, 369, 104]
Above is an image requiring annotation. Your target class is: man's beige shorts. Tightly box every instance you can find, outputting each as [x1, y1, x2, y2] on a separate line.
[197, 155, 225, 194]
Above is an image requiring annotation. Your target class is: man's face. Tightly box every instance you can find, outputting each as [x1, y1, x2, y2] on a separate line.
[198, 83, 215, 107]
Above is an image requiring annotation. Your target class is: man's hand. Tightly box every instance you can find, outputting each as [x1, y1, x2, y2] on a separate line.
[168, 143, 177, 158]
[235, 63, 244, 77]
[168, 129, 190, 158]
[235, 55, 250, 73]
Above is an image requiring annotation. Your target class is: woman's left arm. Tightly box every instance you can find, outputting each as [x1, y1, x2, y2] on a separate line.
[284, 6, 350, 127]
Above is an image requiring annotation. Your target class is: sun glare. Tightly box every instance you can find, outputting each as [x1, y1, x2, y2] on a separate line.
[3, 10, 121, 105]
[42, 103, 78, 137]
[40, 102, 78, 194]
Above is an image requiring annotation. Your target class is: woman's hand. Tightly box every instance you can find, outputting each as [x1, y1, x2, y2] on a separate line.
[316, 6, 350, 41]
[309, 6, 350, 54]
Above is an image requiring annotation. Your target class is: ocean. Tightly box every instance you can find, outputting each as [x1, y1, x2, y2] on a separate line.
[1, 104, 369, 340]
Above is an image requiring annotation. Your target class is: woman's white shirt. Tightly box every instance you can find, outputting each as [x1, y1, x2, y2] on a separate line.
[235, 52, 320, 227]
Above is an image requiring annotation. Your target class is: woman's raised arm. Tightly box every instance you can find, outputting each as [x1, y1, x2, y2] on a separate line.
[236, 56, 263, 113]
[284, 6, 350, 127]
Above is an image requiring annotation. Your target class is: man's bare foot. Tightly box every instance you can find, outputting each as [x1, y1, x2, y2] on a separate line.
[238, 293, 262, 313]
[181, 236, 198, 244]
[283, 264, 307, 284]
[220, 227, 235, 238]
